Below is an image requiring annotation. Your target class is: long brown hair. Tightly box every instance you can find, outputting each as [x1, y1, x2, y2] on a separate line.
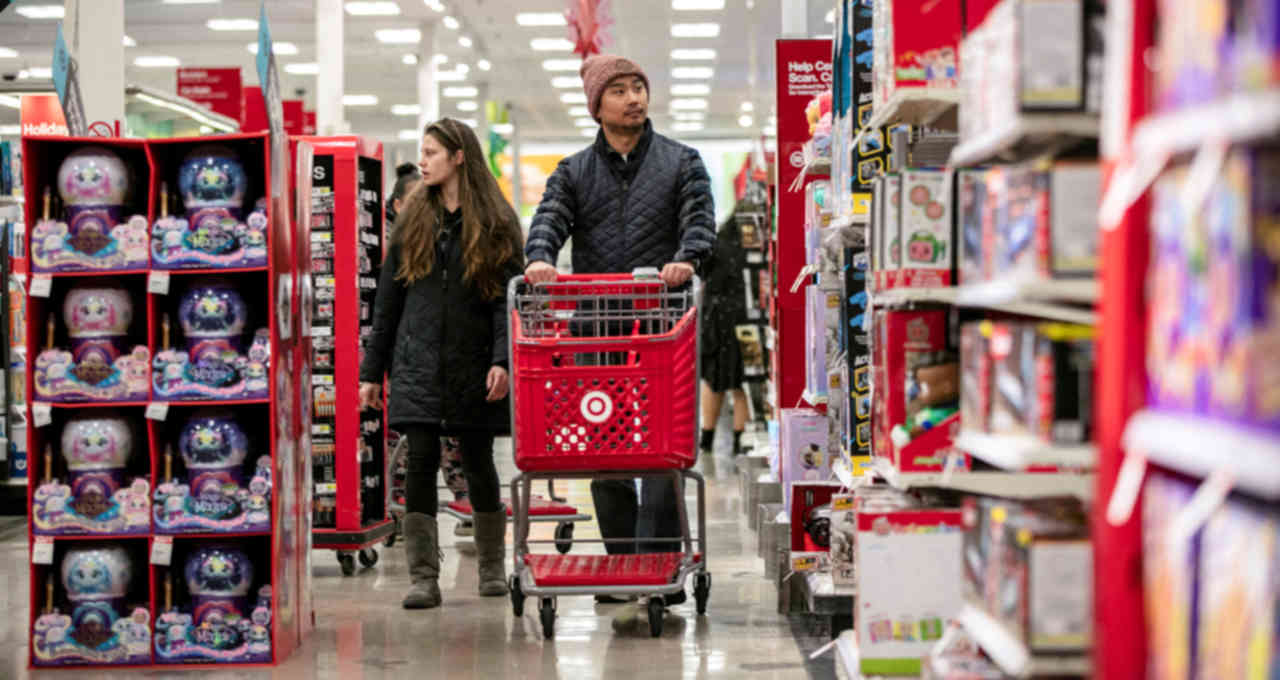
[392, 118, 523, 300]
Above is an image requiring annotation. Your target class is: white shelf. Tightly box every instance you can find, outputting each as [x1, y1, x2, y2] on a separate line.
[801, 389, 829, 407]
[872, 88, 963, 128]
[871, 286, 959, 306]
[803, 571, 856, 615]
[872, 281, 1098, 325]
[953, 430, 1097, 471]
[1133, 90, 1280, 159]
[958, 604, 1092, 678]
[955, 277, 1098, 306]
[1123, 410, 1280, 500]
[950, 113, 1101, 168]
[882, 469, 1094, 502]
[3, 479, 26, 487]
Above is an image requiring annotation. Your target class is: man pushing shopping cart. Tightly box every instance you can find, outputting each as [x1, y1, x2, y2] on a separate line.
[523, 53, 716, 635]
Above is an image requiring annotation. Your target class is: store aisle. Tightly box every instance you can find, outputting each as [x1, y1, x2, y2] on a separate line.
[0, 434, 822, 680]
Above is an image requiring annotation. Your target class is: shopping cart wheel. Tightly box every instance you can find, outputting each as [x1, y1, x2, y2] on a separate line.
[358, 548, 378, 568]
[554, 522, 574, 554]
[647, 598, 665, 637]
[539, 598, 556, 639]
[510, 575, 525, 617]
[337, 552, 356, 576]
[694, 573, 711, 615]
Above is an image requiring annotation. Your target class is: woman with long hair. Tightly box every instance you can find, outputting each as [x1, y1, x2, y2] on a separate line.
[360, 118, 524, 609]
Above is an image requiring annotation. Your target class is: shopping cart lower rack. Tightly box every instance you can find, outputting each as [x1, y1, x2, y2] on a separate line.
[505, 272, 710, 639]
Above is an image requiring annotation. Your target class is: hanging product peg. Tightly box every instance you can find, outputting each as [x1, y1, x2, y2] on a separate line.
[160, 182, 168, 219]
[46, 314, 55, 351]
[43, 443, 52, 483]
[162, 314, 171, 350]
[42, 186, 51, 221]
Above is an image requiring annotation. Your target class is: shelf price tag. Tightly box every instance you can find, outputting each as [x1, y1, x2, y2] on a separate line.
[150, 535, 174, 566]
[147, 271, 171, 295]
[32, 536, 54, 564]
[31, 402, 52, 428]
[146, 402, 170, 421]
[29, 275, 52, 298]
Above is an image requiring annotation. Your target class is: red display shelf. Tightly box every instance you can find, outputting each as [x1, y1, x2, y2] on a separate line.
[36, 269, 151, 278]
[46, 400, 151, 409]
[158, 397, 272, 407]
[162, 265, 271, 276]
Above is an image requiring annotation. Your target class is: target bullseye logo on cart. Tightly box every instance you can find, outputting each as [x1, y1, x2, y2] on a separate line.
[580, 390, 614, 424]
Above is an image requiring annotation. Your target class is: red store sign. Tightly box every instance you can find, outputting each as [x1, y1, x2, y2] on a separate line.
[176, 67, 244, 122]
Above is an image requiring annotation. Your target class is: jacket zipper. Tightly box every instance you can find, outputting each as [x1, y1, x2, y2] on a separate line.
[439, 233, 450, 430]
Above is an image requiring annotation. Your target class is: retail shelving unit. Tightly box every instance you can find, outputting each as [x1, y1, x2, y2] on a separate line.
[20, 133, 308, 669]
[291, 136, 393, 576]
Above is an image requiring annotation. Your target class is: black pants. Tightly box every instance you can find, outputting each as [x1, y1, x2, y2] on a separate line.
[403, 426, 501, 516]
[590, 476, 684, 554]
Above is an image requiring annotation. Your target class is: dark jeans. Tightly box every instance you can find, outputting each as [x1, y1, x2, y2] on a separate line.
[590, 476, 684, 554]
[403, 426, 501, 516]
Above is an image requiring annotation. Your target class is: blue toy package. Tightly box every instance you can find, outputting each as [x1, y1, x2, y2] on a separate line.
[958, 169, 987, 285]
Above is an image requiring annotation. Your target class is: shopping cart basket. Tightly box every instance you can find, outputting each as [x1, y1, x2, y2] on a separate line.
[506, 270, 710, 639]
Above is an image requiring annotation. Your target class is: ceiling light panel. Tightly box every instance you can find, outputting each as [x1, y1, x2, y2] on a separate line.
[671, 23, 720, 38]
[575, 118, 595, 128]
[443, 86, 478, 97]
[552, 77, 583, 89]
[671, 84, 710, 96]
[673, 112, 705, 121]
[423, 0, 444, 11]
[560, 92, 587, 104]
[516, 12, 567, 26]
[15, 5, 64, 19]
[134, 56, 181, 68]
[403, 54, 418, 65]
[459, 36, 473, 47]
[344, 94, 379, 106]
[398, 129, 420, 140]
[542, 59, 581, 71]
[122, 36, 136, 48]
[477, 59, 491, 71]
[738, 114, 754, 127]
[376, 28, 421, 43]
[442, 16, 460, 30]
[670, 98, 708, 110]
[207, 18, 259, 31]
[672, 0, 725, 8]
[248, 42, 299, 55]
[672, 122, 704, 132]
[568, 106, 590, 117]
[345, 1, 401, 15]
[671, 48, 716, 60]
[285, 62, 320, 75]
[456, 100, 478, 111]
[392, 104, 421, 116]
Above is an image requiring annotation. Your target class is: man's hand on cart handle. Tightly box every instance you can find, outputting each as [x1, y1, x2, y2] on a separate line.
[525, 261, 559, 284]
[359, 382, 384, 411]
[662, 261, 695, 287]
[486, 366, 510, 402]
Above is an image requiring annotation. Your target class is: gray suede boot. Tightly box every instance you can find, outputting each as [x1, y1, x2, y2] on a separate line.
[402, 512, 442, 609]
[472, 510, 509, 596]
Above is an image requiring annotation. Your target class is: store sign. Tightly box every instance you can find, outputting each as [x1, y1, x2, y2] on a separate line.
[176, 67, 243, 122]
[20, 94, 69, 137]
[257, 3, 286, 199]
[283, 100, 304, 136]
[776, 39, 833, 191]
[303, 110, 316, 135]
[51, 23, 87, 136]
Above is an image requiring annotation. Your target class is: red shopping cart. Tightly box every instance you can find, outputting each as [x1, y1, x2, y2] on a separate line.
[506, 270, 710, 639]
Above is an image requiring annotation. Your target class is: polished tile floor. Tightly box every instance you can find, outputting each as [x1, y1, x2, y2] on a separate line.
[0, 428, 829, 679]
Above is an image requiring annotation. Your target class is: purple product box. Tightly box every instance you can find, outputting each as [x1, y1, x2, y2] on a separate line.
[779, 408, 830, 516]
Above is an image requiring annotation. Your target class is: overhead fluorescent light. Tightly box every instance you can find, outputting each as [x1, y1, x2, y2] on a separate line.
[403, 53, 418, 65]
[21, 66, 52, 79]
[285, 62, 320, 75]
[542, 59, 580, 71]
[375, 28, 421, 43]
[492, 123, 513, 134]
[672, 122, 704, 132]
[560, 92, 587, 104]
[343, 94, 379, 106]
[442, 15, 460, 30]
[568, 106, 589, 117]
[423, 0, 444, 11]
[671, 48, 716, 60]
[398, 129, 421, 141]
[516, 12, 567, 26]
[0, 124, 21, 134]
[575, 118, 595, 128]
[673, 112, 705, 121]
[459, 118, 477, 128]
[673, 0, 725, 9]
[392, 104, 421, 116]
[552, 76, 583, 89]
[163, 0, 220, 4]
[433, 53, 449, 64]
[740, 101, 754, 112]
[477, 58, 491, 71]
[207, 18, 259, 31]
[580, 129, 596, 137]
[738, 114, 754, 127]
[456, 62, 470, 73]
[345, 1, 401, 15]
[122, 36, 136, 48]
[248, 41, 299, 55]
[436, 67, 467, 82]
[0, 47, 16, 58]
[531, 38, 574, 51]
[134, 55, 181, 68]
[763, 125, 777, 137]
[825, 9, 835, 22]
[443, 86, 478, 97]
[459, 35, 473, 47]
[671, 83, 710, 96]
[672, 67, 714, 79]
[670, 98, 708, 110]
[15, 5, 64, 19]
[0, 96, 20, 109]
[671, 23, 720, 38]
[456, 100, 478, 112]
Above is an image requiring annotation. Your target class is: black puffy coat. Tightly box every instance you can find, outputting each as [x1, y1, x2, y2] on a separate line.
[359, 209, 524, 433]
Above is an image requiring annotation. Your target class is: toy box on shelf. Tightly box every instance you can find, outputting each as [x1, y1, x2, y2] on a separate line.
[22, 133, 309, 668]
[871, 0, 962, 111]
[290, 136, 393, 573]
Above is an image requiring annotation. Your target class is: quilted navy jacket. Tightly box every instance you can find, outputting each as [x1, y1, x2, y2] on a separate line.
[526, 120, 716, 274]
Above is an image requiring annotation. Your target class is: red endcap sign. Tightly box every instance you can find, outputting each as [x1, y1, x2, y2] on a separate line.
[19, 94, 69, 137]
[177, 67, 243, 122]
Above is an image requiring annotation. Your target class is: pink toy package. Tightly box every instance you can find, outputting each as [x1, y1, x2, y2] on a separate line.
[779, 408, 831, 516]
[899, 170, 954, 288]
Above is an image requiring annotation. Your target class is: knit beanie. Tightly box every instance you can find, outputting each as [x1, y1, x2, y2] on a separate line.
[580, 55, 650, 121]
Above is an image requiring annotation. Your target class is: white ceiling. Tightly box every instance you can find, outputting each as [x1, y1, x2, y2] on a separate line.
[0, 0, 833, 144]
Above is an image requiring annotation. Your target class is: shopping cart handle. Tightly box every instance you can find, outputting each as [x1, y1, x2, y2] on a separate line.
[553, 268, 662, 283]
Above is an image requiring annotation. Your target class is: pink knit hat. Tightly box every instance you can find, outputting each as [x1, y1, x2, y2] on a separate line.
[580, 55, 650, 121]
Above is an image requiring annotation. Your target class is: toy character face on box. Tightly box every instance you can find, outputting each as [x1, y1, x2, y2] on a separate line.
[179, 283, 248, 339]
[179, 146, 247, 212]
[62, 545, 132, 601]
[908, 233, 945, 263]
[179, 412, 249, 470]
[61, 415, 132, 471]
[64, 285, 132, 338]
[185, 545, 253, 597]
[58, 147, 129, 209]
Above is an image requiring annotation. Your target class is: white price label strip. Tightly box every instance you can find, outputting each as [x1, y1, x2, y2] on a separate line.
[1105, 450, 1147, 527]
[32, 402, 52, 428]
[147, 271, 171, 295]
[150, 536, 174, 565]
[146, 402, 170, 421]
[32, 536, 54, 564]
[29, 275, 52, 298]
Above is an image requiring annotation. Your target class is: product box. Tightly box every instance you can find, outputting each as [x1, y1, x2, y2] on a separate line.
[1196, 495, 1280, 680]
[857, 508, 965, 677]
[877, 0, 962, 101]
[807, 179, 834, 231]
[1045, 162, 1101, 276]
[790, 482, 842, 552]
[1146, 163, 1205, 415]
[843, 246, 873, 458]
[1153, 0, 1229, 112]
[957, 168, 988, 286]
[1032, 323, 1095, 444]
[899, 169, 954, 288]
[1228, 0, 1280, 94]
[1142, 472, 1199, 680]
[878, 309, 953, 471]
[993, 165, 1039, 281]
[882, 173, 902, 289]
[804, 285, 829, 401]
[988, 322, 1036, 437]
[779, 409, 831, 515]
[959, 321, 991, 433]
[870, 175, 885, 293]
[829, 494, 856, 585]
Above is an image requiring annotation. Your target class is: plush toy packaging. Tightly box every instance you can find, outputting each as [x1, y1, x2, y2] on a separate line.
[876, 309, 951, 470]
[33, 280, 151, 403]
[779, 408, 831, 515]
[993, 166, 1041, 282]
[32, 412, 150, 536]
[31, 542, 151, 666]
[958, 169, 989, 286]
[1142, 472, 1198, 680]
[898, 169, 954, 288]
